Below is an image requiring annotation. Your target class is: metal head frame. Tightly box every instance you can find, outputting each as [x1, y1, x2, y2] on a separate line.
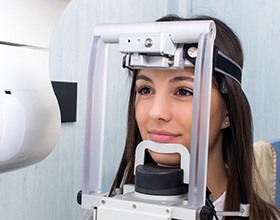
[81, 20, 249, 219]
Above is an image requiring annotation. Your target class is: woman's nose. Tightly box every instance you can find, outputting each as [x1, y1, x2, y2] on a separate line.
[148, 95, 172, 122]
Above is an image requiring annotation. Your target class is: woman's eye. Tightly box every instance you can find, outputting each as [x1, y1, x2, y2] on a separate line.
[175, 88, 193, 97]
[138, 87, 153, 95]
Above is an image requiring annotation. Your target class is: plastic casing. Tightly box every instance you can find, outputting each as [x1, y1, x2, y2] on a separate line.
[0, 44, 61, 173]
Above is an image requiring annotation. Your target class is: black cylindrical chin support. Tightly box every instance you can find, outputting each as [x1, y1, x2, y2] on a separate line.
[135, 164, 188, 196]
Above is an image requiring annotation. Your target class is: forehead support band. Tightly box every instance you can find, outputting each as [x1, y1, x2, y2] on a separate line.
[183, 43, 242, 84]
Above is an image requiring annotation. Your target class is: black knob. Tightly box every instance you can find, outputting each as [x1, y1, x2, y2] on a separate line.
[77, 190, 82, 205]
[200, 206, 215, 220]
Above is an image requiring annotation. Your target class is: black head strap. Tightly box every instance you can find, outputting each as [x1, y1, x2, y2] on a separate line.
[184, 44, 242, 84]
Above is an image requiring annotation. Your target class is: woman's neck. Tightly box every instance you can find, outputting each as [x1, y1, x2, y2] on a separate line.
[207, 136, 228, 201]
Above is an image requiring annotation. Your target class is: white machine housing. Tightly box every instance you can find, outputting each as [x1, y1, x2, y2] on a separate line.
[0, 44, 60, 173]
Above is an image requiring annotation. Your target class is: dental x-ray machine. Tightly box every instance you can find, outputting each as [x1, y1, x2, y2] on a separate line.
[0, 43, 60, 173]
[80, 20, 250, 219]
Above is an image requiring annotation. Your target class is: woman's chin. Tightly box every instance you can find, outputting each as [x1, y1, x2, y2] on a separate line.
[149, 152, 180, 167]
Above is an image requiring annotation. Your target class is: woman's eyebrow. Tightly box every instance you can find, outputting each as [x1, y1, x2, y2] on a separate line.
[170, 76, 194, 83]
[136, 74, 153, 83]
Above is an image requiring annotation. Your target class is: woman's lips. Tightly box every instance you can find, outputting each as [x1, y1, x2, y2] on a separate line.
[148, 130, 181, 143]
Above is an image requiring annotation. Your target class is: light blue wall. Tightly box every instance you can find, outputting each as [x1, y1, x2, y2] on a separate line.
[0, 0, 280, 219]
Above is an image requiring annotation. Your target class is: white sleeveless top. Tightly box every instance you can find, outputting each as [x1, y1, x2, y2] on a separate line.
[213, 191, 226, 220]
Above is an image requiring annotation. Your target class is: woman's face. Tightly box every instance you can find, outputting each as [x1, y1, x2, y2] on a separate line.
[135, 68, 229, 166]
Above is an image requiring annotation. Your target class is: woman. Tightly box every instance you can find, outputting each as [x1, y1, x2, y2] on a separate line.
[108, 15, 280, 219]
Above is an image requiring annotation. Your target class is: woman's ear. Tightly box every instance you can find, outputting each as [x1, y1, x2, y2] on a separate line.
[221, 115, 230, 129]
